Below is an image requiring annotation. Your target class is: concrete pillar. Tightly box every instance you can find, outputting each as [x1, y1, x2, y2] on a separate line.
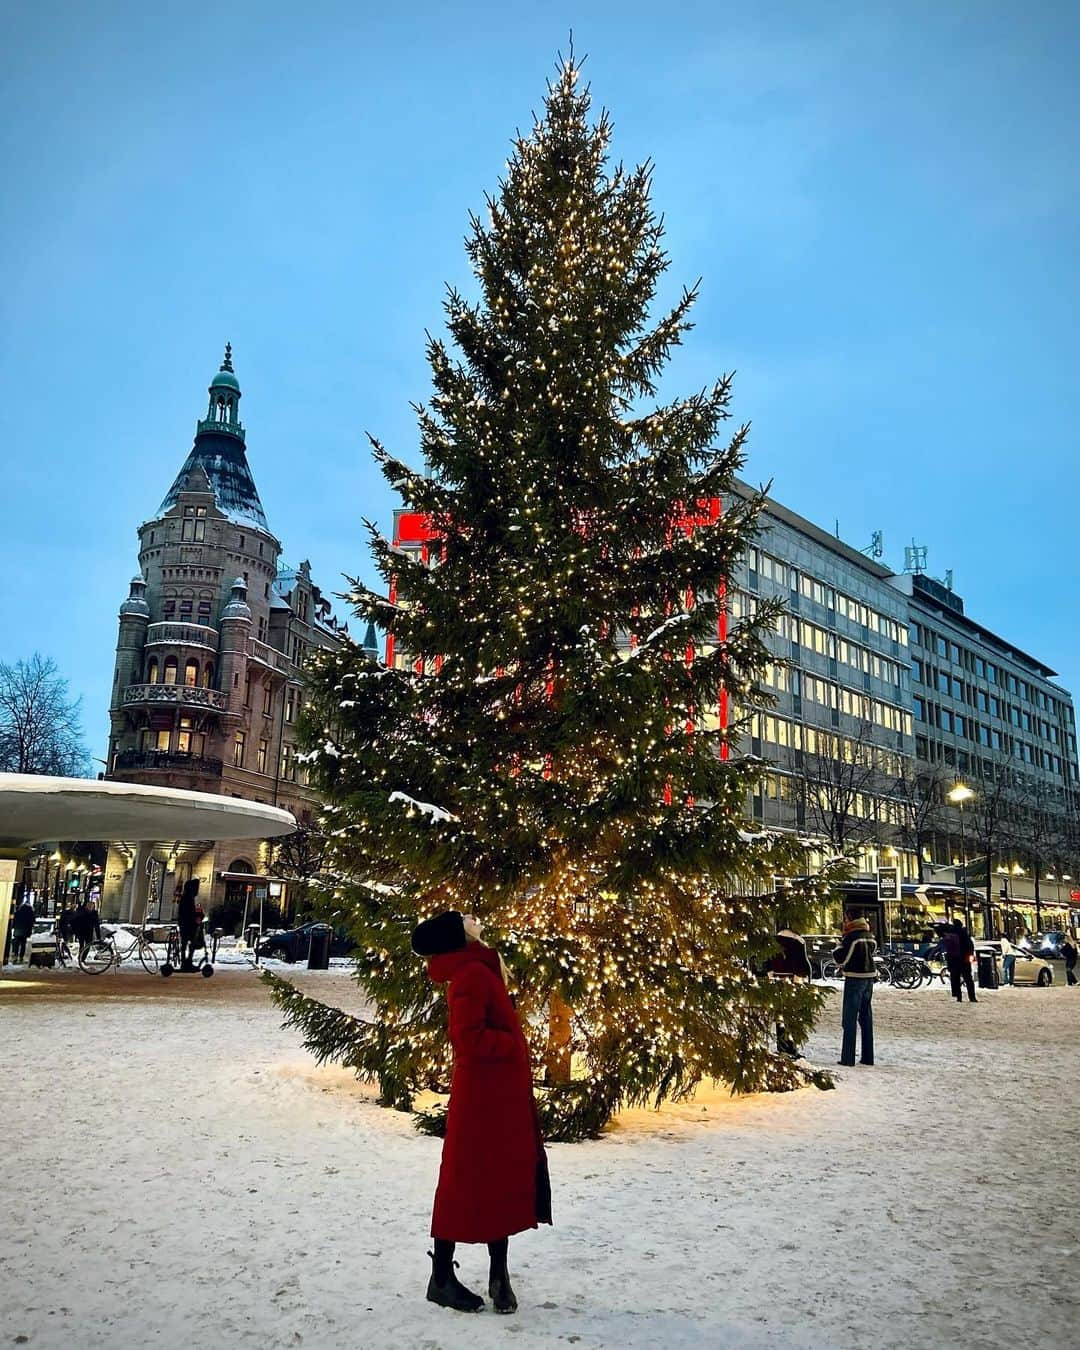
[125, 842, 154, 924]
[1, 848, 29, 966]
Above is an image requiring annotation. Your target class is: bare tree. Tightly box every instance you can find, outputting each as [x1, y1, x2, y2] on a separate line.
[967, 756, 1019, 922]
[798, 720, 885, 855]
[1008, 774, 1069, 930]
[270, 821, 332, 923]
[0, 654, 90, 777]
[893, 761, 948, 881]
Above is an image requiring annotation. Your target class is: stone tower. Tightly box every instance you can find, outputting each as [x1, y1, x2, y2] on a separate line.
[102, 348, 347, 924]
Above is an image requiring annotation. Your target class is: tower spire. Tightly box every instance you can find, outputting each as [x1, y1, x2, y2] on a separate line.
[221, 341, 234, 373]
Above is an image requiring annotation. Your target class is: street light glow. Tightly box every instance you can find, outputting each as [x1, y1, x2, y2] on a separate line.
[947, 783, 974, 805]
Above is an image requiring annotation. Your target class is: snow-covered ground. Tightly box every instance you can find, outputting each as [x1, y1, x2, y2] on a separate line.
[1, 967, 1076, 1349]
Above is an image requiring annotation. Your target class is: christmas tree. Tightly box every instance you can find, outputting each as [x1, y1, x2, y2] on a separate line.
[266, 55, 839, 1140]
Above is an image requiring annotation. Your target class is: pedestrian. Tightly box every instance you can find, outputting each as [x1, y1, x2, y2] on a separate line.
[942, 919, 977, 1003]
[70, 897, 101, 958]
[10, 896, 36, 963]
[832, 912, 877, 1067]
[411, 909, 551, 1315]
[177, 879, 201, 972]
[998, 932, 1020, 987]
[1062, 933, 1078, 987]
[762, 927, 812, 1056]
[58, 903, 76, 945]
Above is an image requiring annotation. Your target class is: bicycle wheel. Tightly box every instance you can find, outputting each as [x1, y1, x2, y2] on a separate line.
[80, 942, 114, 974]
[820, 961, 841, 981]
[137, 938, 159, 974]
[892, 960, 920, 990]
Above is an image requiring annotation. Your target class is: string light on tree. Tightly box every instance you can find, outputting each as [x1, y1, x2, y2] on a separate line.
[266, 53, 844, 1141]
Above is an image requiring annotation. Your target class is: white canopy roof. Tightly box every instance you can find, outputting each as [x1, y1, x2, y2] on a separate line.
[0, 774, 295, 848]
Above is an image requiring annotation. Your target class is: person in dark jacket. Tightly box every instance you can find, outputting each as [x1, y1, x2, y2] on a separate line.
[177, 879, 201, 971]
[57, 904, 76, 945]
[942, 919, 977, 1002]
[1061, 934, 1078, 986]
[70, 898, 101, 956]
[10, 897, 36, 962]
[763, 928, 812, 1056]
[833, 913, 877, 1066]
[412, 909, 551, 1315]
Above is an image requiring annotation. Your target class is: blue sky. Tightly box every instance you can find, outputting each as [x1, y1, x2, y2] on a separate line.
[1, 1, 1077, 760]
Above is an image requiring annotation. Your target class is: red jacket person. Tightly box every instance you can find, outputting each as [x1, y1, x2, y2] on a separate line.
[412, 909, 551, 1315]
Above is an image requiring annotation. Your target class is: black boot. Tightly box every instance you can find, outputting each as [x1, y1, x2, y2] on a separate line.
[426, 1246, 483, 1313]
[487, 1238, 517, 1315]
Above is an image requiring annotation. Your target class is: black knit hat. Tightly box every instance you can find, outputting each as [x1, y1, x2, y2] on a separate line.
[411, 910, 466, 957]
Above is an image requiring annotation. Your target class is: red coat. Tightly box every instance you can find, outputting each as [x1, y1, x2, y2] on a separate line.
[428, 943, 551, 1243]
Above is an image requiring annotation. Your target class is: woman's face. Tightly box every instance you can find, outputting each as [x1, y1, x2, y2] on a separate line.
[462, 913, 483, 942]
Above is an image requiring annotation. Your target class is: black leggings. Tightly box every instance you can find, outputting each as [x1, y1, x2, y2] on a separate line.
[948, 962, 976, 1001]
[432, 1237, 508, 1283]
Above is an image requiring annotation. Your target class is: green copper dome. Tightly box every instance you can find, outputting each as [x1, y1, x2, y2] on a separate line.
[209, 341, 240, 391]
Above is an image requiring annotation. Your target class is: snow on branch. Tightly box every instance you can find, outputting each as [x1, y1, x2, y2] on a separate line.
[627, 611, 694, 659]
[388, 791, 457, 824]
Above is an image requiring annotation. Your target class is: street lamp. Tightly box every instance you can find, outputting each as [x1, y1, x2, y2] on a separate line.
[947, 783, 975, 930]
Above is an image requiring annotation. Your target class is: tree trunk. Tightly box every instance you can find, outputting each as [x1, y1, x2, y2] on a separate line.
[546, 990, 573, 1084]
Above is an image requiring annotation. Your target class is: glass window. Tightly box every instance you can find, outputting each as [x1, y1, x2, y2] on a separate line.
[184, 659, 199, 687]
[147, 658, 159, 685]
[233, 731, 246, 767]
[163, 658, 178, 685]
[257, 740, 268, 773]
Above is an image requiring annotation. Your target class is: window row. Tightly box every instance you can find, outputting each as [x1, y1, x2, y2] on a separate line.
[145, 657, 215, 688]
[911, 623, 1072, 722]
[745, 548, 908, 646]
[912, 659, 1066, 742]
[231, 731, 308, 783]
[748, 713, 907, 778]
[139, 718, 206, 757]
[797, 671, 911, 734]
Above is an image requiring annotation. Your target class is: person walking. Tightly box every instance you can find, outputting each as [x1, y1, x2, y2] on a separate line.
[10, 896, 36, 963]
[942, 918, 977, 1002]
[832, 912, 877, 1067]
[411, 910, 551, 1315]
[70, 897, 101, 958]
[763, 927, 812, 1056]
[1062, 933, 1078, 986]
[177, 879, 201, 972]
[999, 932, 1020, 987]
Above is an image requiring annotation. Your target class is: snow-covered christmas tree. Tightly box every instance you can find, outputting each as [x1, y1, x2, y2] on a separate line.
[266, 55, 839, 1140]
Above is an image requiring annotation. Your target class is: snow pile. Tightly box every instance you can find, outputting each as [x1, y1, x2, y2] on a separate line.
[1, 970, 1076, 1349]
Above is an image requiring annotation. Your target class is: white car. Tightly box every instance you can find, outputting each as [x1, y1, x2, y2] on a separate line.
[27, 918, 62, 966]
[977, 941, 1053, 987]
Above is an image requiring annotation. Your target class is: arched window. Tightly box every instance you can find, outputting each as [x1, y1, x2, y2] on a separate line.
[163, 657, 178, 685]
[184, 659, 199, 687]
[202, 662, 215, 688]
[147, 657, 159, 685]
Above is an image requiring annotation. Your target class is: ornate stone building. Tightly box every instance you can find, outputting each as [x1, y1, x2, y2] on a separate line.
[102, 347, 367, 924]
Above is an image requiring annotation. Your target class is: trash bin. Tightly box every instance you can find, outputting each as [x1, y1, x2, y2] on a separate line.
[977, 950, 999, 989]
[307, 923, 332, 970]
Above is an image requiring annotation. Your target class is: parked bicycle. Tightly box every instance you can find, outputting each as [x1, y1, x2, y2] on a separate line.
[79, 922, 161, 975]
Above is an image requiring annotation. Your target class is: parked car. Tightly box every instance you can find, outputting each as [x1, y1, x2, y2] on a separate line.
[977, 941, 1054, 987]
[256, 922, 353, 963]
[27, 918, 59, 966]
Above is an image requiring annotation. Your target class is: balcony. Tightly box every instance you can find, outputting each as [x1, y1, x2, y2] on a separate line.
[146, 621, 219, 650]
[196, 415, 246, 443]
[123, 683, 227, 711]
[247, 637, 291, 674]
[113, 750, 224, 777]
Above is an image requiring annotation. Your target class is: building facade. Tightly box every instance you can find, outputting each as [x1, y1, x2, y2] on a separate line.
[895, 570, 1080, 934]
[727, 490, 916, 878]
[102, 348, 355, 924]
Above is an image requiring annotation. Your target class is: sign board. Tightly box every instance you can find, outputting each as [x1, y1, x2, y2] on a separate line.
[877, 867, 900, 902]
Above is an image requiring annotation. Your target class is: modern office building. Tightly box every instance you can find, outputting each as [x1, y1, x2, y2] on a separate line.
[894, 569, 1079, 934]
[726, 487, 915, 878]
[101, 348, 358, 924]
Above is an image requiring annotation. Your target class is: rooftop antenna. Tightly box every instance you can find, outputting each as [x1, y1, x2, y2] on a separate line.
[861, 530, 884, 560]
[904, 541, 928, 575]
[944, 569, 954, 590]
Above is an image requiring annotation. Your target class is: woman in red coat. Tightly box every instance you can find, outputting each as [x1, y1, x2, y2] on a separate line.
[411, 910, 551, 1314]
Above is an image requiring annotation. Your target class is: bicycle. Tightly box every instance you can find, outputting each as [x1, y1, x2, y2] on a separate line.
[79, 922, 160, 975]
